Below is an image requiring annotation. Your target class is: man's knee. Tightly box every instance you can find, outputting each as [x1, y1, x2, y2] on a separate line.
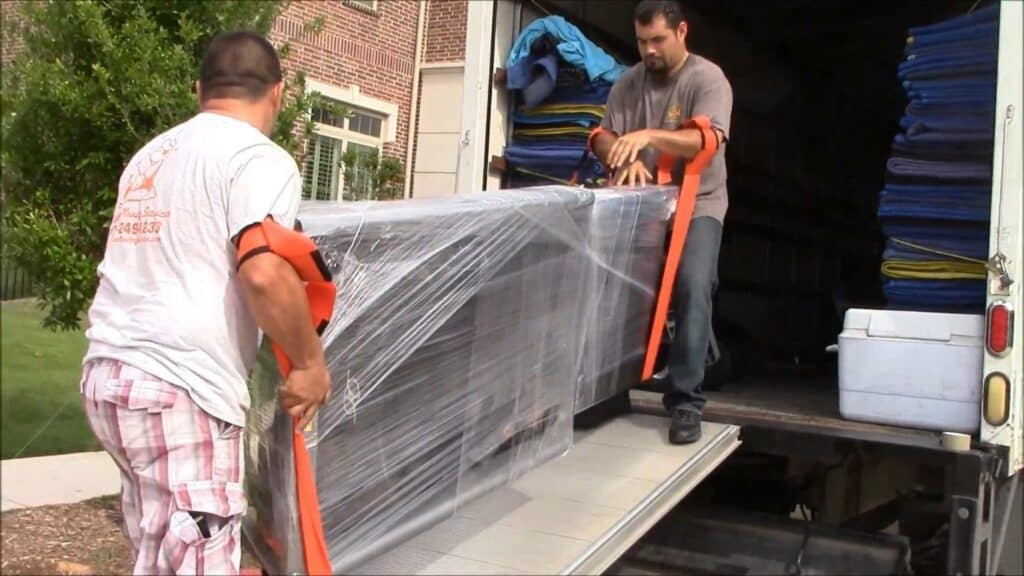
[677, 262, 716, 307]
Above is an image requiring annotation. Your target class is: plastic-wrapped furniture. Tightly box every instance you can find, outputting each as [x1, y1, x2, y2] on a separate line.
[243, 185, 677, 574]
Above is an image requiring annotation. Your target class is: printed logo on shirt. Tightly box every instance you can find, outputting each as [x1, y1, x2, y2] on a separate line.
[109, 136, 176, 245]
[667, 103, 682, 126]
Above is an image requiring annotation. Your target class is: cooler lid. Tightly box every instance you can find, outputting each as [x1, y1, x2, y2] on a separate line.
[844, 308, 984, 343]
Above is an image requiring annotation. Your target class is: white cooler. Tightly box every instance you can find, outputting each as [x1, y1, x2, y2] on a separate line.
[838, 308, 985, 434]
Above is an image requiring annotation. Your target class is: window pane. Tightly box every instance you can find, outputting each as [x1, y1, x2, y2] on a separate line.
[310, 97, 346, 129]
[342, 143, 379, 202]
[349, 111, 383, 138]
[303, 135, 343, 201]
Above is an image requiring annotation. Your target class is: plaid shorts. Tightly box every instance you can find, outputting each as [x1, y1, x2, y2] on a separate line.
[81, 359, 246, 575]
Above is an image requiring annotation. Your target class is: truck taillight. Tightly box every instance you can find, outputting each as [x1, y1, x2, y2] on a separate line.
[986, 301, 1013, 356]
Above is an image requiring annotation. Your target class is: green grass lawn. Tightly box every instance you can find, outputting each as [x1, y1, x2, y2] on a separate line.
[1, 299, 100, 459]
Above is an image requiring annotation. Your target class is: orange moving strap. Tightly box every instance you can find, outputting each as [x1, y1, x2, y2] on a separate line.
[641, 116, 720, 381]
[237, 218, 335, 576]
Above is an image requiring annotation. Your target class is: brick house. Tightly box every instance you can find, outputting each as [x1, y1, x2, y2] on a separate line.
[1, 0, 470, 201]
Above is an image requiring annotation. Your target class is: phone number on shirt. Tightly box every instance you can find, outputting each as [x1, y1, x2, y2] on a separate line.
[111, 220, 163, 236]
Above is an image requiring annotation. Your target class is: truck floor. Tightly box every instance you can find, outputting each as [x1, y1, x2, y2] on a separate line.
[631, 379, 947, 450]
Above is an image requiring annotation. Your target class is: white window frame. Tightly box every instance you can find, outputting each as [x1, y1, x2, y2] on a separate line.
[303, 79, 398, 201]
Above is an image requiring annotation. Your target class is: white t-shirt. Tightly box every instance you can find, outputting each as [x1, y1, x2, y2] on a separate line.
[85, 112, 301, 427]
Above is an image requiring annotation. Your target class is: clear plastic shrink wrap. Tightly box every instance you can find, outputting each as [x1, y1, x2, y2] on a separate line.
[243, 185, 677, 573]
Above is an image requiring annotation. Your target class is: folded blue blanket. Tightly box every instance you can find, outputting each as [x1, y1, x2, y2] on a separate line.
[903, 78, 996, 95]
[883, 238, 987, 262]
[511, 137, 591, 148]
[878, 200, 990, 223]
[880, 184, 991, 202]
[900, 49, 996, 69]
[890, 143, 991, 164]
[899, 114, 994, 132]
[884, 278, 986, 310]
[541, 84, 613, 107]
[505, 143, 589, 164]
[883, 235, 990, 261]
[895, 130, 991, 146]
[512, 113, 602, 126]
[900, 64, 995, 82]
[906, 87, 995, 101]
[906, 39, 998, 61]
[882, 220, 990, 249]
[907, 21, 999, 49]
[906, 101, 996, 118]
[887, 156, 992, 182]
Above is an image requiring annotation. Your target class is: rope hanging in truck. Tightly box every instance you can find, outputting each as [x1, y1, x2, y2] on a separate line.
[236, 217, 335, 576]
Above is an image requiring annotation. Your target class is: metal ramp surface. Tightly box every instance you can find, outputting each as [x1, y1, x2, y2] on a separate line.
[350, 414, 741, 575]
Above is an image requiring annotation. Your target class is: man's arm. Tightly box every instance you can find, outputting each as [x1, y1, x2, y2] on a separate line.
[592, 129, 618, 167]
[237, 252, 325, 372]
[647, 127, 725, 160]
[227, 150, 330, 430]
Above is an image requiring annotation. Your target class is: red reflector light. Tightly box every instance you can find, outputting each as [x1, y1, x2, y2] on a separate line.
[987, 302, 1013, 356]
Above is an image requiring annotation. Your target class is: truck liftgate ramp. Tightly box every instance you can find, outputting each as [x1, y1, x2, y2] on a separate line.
[349, 414, 741, 575]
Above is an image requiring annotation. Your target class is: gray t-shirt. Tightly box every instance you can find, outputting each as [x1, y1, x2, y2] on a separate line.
[600, 54, 733, 222]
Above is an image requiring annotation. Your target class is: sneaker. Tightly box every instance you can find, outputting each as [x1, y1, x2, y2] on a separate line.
[669, 410, 702, 445]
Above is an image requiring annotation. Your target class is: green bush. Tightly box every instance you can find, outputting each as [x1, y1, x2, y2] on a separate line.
[1, 0, 317, 331]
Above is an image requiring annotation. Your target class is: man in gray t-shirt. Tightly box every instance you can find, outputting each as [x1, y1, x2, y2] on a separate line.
[592, 0, 733, 445]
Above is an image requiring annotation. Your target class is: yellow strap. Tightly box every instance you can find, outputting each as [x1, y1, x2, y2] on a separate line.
[881, 259, 987, 280]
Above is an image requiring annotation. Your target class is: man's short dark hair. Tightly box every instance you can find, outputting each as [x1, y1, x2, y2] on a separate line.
[634, 0, 687, 29]
[199, 31, 283, 102]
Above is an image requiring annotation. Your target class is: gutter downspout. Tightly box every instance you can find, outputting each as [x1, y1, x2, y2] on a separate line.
[404, 0, 428, 200]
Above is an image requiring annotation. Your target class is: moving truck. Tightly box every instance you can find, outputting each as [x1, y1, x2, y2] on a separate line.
[364, 1, 1022, 574]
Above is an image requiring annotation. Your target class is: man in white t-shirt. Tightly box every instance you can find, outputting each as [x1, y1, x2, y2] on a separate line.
[79, 31, 331, 575]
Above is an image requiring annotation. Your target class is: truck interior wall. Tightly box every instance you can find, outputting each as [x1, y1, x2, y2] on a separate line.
[526, 0, 985, 378]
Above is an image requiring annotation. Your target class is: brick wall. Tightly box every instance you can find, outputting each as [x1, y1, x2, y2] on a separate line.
[424, 0, 467, 64]
[1, 1, 27, 68]
[270, 0, 422, 160]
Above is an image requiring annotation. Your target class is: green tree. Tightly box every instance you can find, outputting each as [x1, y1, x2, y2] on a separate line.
[1, 0, 319, 330]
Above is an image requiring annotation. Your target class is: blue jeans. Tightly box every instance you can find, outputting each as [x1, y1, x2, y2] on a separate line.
[662, 217, 722, 414]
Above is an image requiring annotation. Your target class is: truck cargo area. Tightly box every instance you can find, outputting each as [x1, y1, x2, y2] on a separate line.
[497, 0, 990, 438]
[470, 1, 1019, 574]
[350, 415, 740, 575]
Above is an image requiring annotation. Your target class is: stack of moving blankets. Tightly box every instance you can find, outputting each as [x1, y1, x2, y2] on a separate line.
[502, 16, 627, 187]
[879, 2, 999, 312]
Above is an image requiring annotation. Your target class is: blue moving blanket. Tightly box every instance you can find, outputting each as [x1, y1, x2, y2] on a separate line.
[882, 183, 991, 202]
[507, 16, 627, 84]
[883, 236, 988, 262]
[878, 198, 990, 222]
[887, 157, 992, 182]
[511, 112, 603, 126]
[899, 114, 993, 133]
[881, 221, 989, 253]
[907, 21, 999, 49]
[906, 101, 995, 117]
[884, 278, 986, 311]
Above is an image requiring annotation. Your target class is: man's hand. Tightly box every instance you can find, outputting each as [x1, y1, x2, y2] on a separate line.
[608, 129, 652, 170]
[280, 362, 332, 433]
[614, 160, 653, 187]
